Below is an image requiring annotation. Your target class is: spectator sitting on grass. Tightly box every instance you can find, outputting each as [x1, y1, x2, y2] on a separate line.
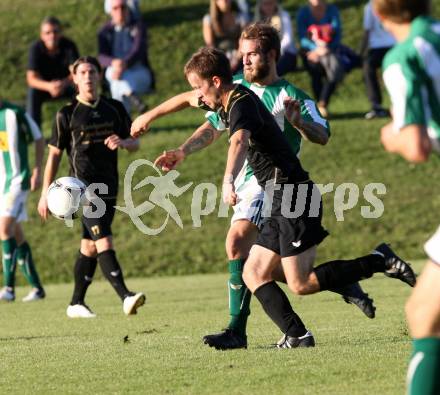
[254, 0, 298, 76]
[98, 0, 154, 113]
[26, 16, 78, 128]
[203, 0, 247, 73]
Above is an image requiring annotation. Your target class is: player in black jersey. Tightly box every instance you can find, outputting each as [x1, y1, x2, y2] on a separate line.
[156, 47, 416, 348]
[38, 56, 145, 318]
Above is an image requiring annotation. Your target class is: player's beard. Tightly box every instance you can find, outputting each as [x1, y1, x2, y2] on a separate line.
[244, 54, 270, 83]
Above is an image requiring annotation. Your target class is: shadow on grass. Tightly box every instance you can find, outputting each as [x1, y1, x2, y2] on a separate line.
[329, 111, 366, 120]
[144, 3, 206, 27]
[0, 335, 69, 342]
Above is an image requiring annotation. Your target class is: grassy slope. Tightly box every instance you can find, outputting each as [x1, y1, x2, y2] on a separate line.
[0, 260, 423, 395]
[0, 1, 439, 283]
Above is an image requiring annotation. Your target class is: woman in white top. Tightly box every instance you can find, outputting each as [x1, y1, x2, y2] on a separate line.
[254, 0, 297, 75]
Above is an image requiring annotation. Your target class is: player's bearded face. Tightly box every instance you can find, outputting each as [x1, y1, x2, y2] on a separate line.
[187, 72, 222, 111]
[241, 40, 270, 83]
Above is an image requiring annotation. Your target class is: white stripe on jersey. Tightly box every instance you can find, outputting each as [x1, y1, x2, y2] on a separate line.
[414, 37, 440, 106]
[304, 99, 327, 127]
[0, 142, 5, 195]
[383, 63, 408, 132]
[5, 109, 22, 192]
[24, 112, 42, 141]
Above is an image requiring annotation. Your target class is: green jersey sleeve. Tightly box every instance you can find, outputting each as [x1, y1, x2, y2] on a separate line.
[383, 46, 427, 130]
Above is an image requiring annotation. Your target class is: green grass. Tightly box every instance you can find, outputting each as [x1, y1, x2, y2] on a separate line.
[0, 1, 439, 283]
[0, 260, 424, 395]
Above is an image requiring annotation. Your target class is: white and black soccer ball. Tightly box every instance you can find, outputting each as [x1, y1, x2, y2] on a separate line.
[46, 177, 87, 220]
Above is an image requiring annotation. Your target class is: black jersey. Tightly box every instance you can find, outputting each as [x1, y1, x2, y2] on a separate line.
[49, 96, 131, 197]
[222, 84, 309, 186]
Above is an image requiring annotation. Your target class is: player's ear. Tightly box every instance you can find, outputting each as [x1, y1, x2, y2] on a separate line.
[212, 76, 222, 88]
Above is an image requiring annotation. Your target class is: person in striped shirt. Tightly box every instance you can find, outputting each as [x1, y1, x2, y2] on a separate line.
[0, 100, 45, 302]
[131, 23, 375, 350]
[374, 0, 440, 393]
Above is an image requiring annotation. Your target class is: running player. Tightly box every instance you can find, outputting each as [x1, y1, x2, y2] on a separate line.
[133, 24, 376, 350]
[38, 56, 145, 318]
[0, 99, 45, 302]
[155, 45, 416, 349]
[373, 0, 440, 393]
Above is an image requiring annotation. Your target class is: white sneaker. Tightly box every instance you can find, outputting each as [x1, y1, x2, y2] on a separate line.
[123, 292, 146, 315]
[0, 287, 15, 302]
[22, 288, 46, 302]
[66, 304, 96, 318]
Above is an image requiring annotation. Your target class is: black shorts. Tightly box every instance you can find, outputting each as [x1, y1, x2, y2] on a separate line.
[81, 197, 116, 241]
[255, 181, 328, 257]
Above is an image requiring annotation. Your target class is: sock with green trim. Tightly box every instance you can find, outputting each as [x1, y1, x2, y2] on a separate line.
[16, 242, 43, 289]
[2, 238, 17, 288]
[407, 337, 440, 395]
[227, 259, 251, 337]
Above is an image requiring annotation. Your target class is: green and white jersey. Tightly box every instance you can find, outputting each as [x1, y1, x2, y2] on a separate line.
[382, 16, 440, 142]
[206, 75, 329, 190]
[0, 101, 42, 194]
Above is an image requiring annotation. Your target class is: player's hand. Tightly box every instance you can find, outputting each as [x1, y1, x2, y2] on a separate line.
[222, 181, 237, 206]
[306, 50, 320, 63]
[284, 97, 302, 128]
[37, 194, 49, 221]
[154, 149, 185, 172]
[48, 80, 64, 98]
[131, 112, 152, 138]
[30, 168, 42, 191]
[104, 134, 123, 150]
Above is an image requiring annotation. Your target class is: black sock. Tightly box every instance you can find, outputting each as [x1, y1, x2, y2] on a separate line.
[314, 254, 385, 291]
[254, 281, 307, 338]
[97, 250, 131, 300]
[71, 252, 98, 305]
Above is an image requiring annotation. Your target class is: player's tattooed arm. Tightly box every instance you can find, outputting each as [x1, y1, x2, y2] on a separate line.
[179, 121, 223, 157]
[294, 120, 329, 145]
[283, 97, 329, 145]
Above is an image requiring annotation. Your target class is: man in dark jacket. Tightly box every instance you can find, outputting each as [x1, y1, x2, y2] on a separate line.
[98, 0, 154, 113]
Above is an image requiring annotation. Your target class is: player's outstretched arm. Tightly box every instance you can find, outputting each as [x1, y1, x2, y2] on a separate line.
[131, 90, 199, 138]
[284, 97, 329, 145]
[222, 129, 250, 206]
[179, 121, 223, 157]
[381, 122, 431, 163]
[154, 121, 223, 172]
[38, 146, 63, 220]
[30, 137, 45, 191]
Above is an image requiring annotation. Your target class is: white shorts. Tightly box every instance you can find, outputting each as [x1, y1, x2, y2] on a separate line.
[232, 175, 264, 227]
[424, 225, 440, 265]
[0, 190, 28, 222]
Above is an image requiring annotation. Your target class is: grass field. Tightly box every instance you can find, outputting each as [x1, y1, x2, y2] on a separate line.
[0, 260, 423, 395]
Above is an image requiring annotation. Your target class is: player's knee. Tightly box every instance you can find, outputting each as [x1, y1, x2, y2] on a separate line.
[287, 280, 310, 295]
[81, 240, 97, 257]
[226, 236, 244, 259]
[0, 222, 14, 239]
[405, 298, 438, 336]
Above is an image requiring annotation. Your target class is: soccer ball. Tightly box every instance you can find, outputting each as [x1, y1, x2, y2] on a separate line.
[46, 177, 86, 219]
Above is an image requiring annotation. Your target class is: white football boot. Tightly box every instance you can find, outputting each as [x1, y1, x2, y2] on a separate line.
[0, 287, 15, 302]
[123, 292, 146, 315]
[22, 288, 46, 302]
[66, 304, 96, 318]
